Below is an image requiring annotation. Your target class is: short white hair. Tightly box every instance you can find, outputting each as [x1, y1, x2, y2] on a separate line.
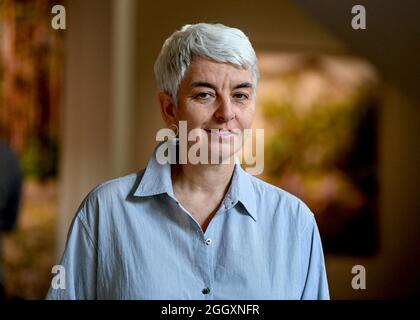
[154, 23, 259, 102]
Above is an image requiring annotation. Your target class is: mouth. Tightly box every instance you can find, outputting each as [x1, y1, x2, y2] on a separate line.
[204, 128, 235, 137]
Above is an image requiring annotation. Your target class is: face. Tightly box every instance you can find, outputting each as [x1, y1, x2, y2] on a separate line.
[159, 57, 256, 163]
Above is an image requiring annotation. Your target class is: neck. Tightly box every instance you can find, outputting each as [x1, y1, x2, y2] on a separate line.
[171, 161, 235, 195]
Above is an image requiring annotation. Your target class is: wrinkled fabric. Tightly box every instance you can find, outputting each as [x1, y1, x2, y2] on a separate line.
[46, 143, 329, 300]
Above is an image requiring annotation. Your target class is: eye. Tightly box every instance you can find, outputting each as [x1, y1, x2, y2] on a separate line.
[195, 92, 213, 100]
[233, 93, 249, 101]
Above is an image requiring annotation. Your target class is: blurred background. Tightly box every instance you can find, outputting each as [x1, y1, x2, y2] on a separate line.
[0, 0, 418, 299]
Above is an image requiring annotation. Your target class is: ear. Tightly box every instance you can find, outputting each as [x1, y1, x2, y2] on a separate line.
[158, 92, 178, 127]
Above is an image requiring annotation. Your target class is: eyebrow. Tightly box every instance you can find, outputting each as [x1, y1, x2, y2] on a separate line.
[233, 82, 253, 90]
[190, 81, 253, 90]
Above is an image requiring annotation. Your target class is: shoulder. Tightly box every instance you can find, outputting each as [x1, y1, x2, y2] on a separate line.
[248, 175, 315, 231]
[88, 171, 143, 200]
[75, 170, 145, 222]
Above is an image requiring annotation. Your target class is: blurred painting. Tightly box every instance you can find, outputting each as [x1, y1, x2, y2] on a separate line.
[256, 52, 380, 255]
[0, 0, 63, 298]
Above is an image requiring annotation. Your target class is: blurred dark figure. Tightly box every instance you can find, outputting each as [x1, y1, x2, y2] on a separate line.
[0, 141, 22, 300]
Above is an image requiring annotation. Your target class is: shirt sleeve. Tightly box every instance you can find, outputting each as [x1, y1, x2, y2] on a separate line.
[300, 214, 330, 300]
[45, 211, 98, 300]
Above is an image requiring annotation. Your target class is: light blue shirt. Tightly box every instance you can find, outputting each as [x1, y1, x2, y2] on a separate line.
[46, 142, 329, 300]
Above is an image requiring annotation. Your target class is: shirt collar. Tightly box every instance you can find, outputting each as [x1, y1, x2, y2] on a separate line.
[226, 159, 257, 221]
[133, 141, 176, 199]
[134, 141, 257, 221]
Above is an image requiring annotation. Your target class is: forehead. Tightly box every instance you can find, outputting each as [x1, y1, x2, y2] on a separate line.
[182, 57, 252, 86]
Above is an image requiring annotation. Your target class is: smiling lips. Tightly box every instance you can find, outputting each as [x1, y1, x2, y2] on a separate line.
[204, 128, 235, 137]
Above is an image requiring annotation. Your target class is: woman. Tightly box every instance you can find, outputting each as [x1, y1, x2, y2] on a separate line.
[46, 23, 329, 300]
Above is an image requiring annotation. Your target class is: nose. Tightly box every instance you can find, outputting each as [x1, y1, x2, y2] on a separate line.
[214, 96, 235, 122]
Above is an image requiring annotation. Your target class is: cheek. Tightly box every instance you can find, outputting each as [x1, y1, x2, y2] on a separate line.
[236, 108, 256, 129]
[178, 104, 213, 128]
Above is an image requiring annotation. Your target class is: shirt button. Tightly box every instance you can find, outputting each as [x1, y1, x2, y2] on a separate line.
[205, 238, 212, 246]
[202, 287, 210, 295]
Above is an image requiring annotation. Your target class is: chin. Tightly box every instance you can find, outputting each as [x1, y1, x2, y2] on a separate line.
[208, 141, 240, 164]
